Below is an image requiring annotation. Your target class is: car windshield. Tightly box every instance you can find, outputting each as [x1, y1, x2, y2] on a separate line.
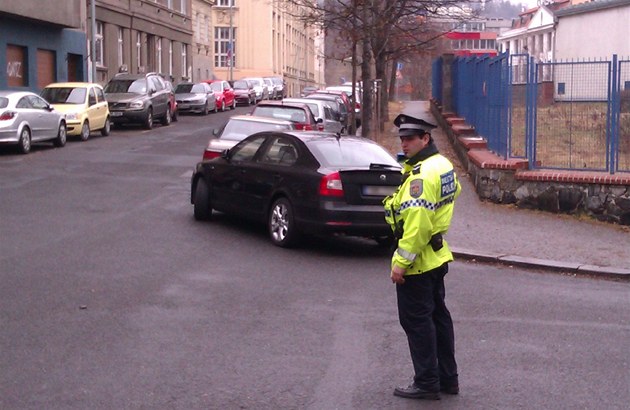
[41, 87, 87, 104]
[175, 84, 193, 93]
[307, 139, 399, 168]
[104, 79, 147, 94]
[233, 80, 248, 89]
[0, 97, 9, 108]
[209, 82, 223, 92]
[221, 119, 292, 141]
[252, 106, 307, 122]
[247, 79, 261, 86]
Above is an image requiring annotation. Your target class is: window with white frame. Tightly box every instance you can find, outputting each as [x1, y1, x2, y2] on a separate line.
[180, 0, 186, 13]
[166, 0, 172, 8]
[136, 32, 142, 69]
[214, 27, 235, 68]
[95, 21, 104, 67]
[196, 13, 200, 41]
[117, 27, 124, 68]
[217, 0, 235, 6]
[181, 45, 187, 78]
[168, 40, 173, 75]
[156, 37, 162, 73]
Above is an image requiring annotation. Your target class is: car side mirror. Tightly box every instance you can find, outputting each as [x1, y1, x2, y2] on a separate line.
[316, 118, 323, 124]
[212, 128, 219, 136]
[220, 149, 230, 159]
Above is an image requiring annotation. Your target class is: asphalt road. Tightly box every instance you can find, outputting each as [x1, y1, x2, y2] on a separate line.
[1, 108, 629, 409]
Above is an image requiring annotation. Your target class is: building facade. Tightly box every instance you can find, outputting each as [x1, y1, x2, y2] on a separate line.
[209, 0, 324, 97]
[0, 1, 88, 91]
[192, 0, 215, 82]
[90, 0, 193, 84]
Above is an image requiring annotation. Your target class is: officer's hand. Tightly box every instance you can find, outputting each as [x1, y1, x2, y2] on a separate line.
[390, 265, 406, 285]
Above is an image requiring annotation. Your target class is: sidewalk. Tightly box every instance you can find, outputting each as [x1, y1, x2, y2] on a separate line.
[395, 101, 630, 279]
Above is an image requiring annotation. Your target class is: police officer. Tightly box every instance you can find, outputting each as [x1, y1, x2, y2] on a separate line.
[384, 113, 461, 400]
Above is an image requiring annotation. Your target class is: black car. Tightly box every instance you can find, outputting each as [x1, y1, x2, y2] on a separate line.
[191, 131, 402, 247]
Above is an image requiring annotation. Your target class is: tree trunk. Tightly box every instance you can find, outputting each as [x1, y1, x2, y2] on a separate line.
[374, 56, 389, 131]
[389, 59, 397, 102]
[360, 38, 372, 139]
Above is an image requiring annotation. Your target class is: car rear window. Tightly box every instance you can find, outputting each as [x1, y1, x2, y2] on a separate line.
[41, 87, 87, 104]
[0, 98, 8, 108]
[252, 106, 307, 123]
[175, 84, 193, 93]
[104, 79, 146, 94]
[233, 80, 248, 89]
[221, 119, 293, 141]
[306, 139, 400, 168]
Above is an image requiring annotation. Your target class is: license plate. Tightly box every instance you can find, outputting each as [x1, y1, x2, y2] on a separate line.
[362, 185, 396, 196]
[178, 104, 189, 109]
[111, 111, 123, 117]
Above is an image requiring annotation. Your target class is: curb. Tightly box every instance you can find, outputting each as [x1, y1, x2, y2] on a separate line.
[451, 247, 630, 281]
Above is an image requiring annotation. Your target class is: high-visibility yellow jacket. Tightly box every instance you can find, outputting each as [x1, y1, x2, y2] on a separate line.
[383, 143, 461, 275]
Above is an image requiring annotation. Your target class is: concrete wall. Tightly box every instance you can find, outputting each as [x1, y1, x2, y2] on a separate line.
[1, 0, 83, 28]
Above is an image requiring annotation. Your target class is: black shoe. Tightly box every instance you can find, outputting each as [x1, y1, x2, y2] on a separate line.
[440, 384, 459, 395]
[393, 383, 440, 400]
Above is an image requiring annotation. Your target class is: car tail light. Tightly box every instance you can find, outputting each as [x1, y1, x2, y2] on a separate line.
[319, 172, 344, 197]
[294, 123, 313, 131]
[317, 123, 325, 131]
[355, 102, 361, 111]
[0, 111, 16, 121]
[203, 149, 221, 161]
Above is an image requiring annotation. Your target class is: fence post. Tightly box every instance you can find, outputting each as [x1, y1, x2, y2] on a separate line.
[526, 55, 536, 169]
[609, 54, 619, 174]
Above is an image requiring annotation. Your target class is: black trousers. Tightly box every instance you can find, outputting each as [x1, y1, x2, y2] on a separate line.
[396, 263, 458, 390]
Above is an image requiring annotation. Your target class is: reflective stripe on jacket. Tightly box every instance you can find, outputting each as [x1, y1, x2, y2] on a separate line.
[383, 149, 460, 275]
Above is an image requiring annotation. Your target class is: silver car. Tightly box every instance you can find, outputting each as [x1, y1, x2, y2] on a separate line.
[241, 77, 269, 102]
[174, 82, 217, 115]
[0, 91, 67, 154]
[283, 97, 344, 134]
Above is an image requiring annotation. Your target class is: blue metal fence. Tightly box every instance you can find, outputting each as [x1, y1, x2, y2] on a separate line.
[431, 53, 629, 174]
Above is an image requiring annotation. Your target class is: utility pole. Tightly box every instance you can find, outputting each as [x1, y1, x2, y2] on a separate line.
[90, 0, 96, 82]
[229, 3, 233, 81]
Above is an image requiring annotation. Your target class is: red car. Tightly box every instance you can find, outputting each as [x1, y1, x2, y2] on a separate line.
[204, 80, 236, 112]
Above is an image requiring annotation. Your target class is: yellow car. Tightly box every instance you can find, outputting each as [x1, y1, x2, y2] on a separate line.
[41, 82, 110, 141]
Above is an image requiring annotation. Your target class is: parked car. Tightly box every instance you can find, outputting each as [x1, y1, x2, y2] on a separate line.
[283, 97, 344, 133]
[191, 131, 402, 247]
[251, 100, 321, 131]
[205, 80, 236, 111]
[326, 85, 362, 121]
[300, 86, 319, 97]
[202, 115, 295, 160]
[305, 93, 350, 130]
[103, 72, 172, 129]
[159, 74, 179, 122]
[0, 91, 67, 154]
[242, 77, 269, 102]
[269, 77, 286, 98]
[263, 77, 276, 99]
[41, 82, 110, 141]
[174, 82, 217, 115]
[230, 79, 256, 106]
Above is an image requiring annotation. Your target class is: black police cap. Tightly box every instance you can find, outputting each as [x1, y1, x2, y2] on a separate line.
[394, 113, 437, 137]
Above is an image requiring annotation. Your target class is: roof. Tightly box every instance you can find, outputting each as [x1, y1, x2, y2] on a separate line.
[228, 115, 294, 125]
[43, 82, 101, 88]
[555, 0, 630, 17]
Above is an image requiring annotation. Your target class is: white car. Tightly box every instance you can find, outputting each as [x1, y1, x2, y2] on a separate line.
[0, 91, 67, 154]
[241, 77, 269, 102]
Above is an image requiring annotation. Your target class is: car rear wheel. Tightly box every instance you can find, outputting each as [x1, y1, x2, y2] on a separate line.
[268, 197, 300, 248]
[231, 99, 236, 110]
[144, 109, 153, 130]
[80, 121, 90, 141]
[193, 178, 213, 221]
[101, 116, 111, 136]
[161, 107, 172, 126]
[220, 100, 226, 112]
[53, 122, 67, 147]
[18, 128, 31, 154]
[202, 102, 209, 116]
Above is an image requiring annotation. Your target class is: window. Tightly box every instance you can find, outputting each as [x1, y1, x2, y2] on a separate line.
[168, 40, 173, 75]
[230, 136, 265, 162]
[180, 0, 186, 13]
[217, 0, 235, 6]
[117, 27, 124, 69]
[557, 82, 566, 95]
[95, 21, 104, 67]
[214, 27, 236, 68]
[156, 37, 162, 73]
[136, 32, 142, 69]
[181, 45, 187, 78]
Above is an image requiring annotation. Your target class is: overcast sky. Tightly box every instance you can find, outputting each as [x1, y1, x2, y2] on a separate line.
[508, 0, 540, 10]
